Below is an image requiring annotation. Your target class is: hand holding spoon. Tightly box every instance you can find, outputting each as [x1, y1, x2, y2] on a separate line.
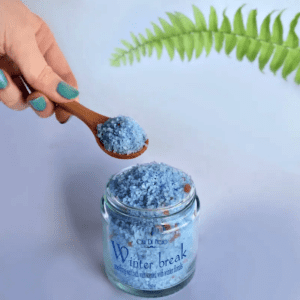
[28, 91, 149, 159]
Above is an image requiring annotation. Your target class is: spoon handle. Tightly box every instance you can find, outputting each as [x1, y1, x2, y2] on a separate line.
[58, 102, 109, 132]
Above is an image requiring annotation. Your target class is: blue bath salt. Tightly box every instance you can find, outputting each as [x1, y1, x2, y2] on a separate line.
[97, 115, 147, 155]
[108, 162, 193, 209]
[102, 162, 200, 293]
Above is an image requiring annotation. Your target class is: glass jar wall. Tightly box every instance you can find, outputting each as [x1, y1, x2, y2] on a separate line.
[100, 164, 201, 298]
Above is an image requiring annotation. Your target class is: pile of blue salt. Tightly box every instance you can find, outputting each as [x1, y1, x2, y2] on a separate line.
[109, 162, 193, 209]
[97, 115, 147, 155]
[104, 162, 200, 292]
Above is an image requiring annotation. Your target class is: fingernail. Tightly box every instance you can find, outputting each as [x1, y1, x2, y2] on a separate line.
[0, 70, 8, 90]
[29, 96, 46, 111]
[57, 81, 79, 100]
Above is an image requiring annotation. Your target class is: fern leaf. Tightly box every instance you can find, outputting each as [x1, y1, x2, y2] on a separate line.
[175, 12, 196, 31]
[203, 32, 213, 56]
[236, 37, 251, 61]
[128, 51, 134, 65]
[209, 6, 223, 53]
[153, 40, 163, 59]
[234, 4, 246, 35]
[225, 34, 237, 55]
[121, 40, 134, 50]
[193, 32, 204, 58]
[110, 5, 300, 85]
[245, 9, 261, 61]
[183, 34, 194, 61]
[152, 18, 176, 60]
[130, 32, 140, 47]
[209, 6, 218, 31]
[259, 42, 274, 71]
[110, 60, 121, 67]
[162, 38, 175, 60]
[214, 32, 224, 53]
[220, 10, 236, 55]
[145, 28, 155, 57]
[246, 9, 258, 38]
[294, 65, 300, 84]
[271, 10, 285, 44]
[138, 34, 147, 56]
[220, 9, 231, 33]
[120, 55, 127, 66]
[166, 12, 185, 33]
[134, 48, 141, 62]
[145, 28, 155, 41]
[284, 13, 300, 48]
[147, 43, 154, 57]
[282, 49, 300, 79]
[159, 18, 177, 36]
[270, 45, 288, 74]
[152, 22, 165, 39]
[115, 48, 127, 55]
[246, 40, 261, 62]
[172, 36, 185, 61]
[192, 5, 207, 31]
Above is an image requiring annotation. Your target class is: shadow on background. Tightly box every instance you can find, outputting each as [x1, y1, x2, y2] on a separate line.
[60, 156, 130, 281]
[183, 189, 300, 300]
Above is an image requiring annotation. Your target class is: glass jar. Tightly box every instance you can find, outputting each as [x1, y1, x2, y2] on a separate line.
[100, 165, 201, 298]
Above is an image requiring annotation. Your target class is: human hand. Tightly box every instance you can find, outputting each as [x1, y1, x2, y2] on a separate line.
[0, 0, 79, 123]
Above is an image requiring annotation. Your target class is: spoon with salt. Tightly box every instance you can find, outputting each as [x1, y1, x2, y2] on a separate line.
[27, 91, 149, 159]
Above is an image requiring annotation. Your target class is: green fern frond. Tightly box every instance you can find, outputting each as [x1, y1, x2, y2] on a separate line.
[110, 5, 300, 85]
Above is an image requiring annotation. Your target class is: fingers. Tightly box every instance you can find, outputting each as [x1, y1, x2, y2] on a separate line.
[45, 45, 78, 123]
[0, 69, 55, 117]
[37, 21, 79, 124]
[6, 30, 79, 106]
[0, 69, 28, 111]
[27, 90, 55, 118]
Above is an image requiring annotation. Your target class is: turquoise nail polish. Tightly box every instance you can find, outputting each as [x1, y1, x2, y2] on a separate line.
[29, 96, 46, 111]
[57, 81, 79, 100]
[0, 70, 8, 90]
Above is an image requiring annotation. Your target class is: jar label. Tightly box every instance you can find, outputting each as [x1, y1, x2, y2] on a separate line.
[107, 221, 199, 290]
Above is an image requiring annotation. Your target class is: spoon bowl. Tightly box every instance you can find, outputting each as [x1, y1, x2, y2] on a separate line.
[28, 91, 149, 159]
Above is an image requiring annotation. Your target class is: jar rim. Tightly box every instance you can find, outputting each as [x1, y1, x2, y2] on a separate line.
[105, 164, 196, 217]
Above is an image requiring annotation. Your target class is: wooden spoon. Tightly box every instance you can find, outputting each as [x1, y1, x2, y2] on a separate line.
[28, 91, 149, 159]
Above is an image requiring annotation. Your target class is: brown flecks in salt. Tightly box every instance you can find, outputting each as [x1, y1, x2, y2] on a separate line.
[109, 233, 115, 239]
[163, 224, 171, 231]
[169, 230, 180, 243]
[169, 223, 180, 242]
[155, 225, 163, 233]
[128, 241, 133, 247]
[184, 184, 191, 193]
[163, 210, 169, 216]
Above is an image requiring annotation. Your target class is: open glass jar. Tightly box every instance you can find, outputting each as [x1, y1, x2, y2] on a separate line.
[101, 164, 201, 298]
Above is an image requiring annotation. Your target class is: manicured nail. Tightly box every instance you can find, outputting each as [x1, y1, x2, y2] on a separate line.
[29, 96, 46, 111]
[57, 81, 79, 100]
[0, 70, 8, 90]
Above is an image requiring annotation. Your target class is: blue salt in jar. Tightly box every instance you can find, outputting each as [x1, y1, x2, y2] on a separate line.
[101, 162, 201, 297]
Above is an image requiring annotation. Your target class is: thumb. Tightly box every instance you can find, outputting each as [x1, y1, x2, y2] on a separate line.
[6, 31, 79, 103]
